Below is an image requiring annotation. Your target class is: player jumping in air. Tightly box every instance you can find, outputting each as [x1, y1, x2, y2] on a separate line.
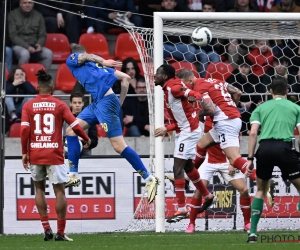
[65, 44, 159, 204]
[186, 116, 253, 233]
[154, 64, 217, 223]
[21, 70, 91, 241]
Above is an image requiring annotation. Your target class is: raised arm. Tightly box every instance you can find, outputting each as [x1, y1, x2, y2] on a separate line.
[77, 53, 122, 68]
[227, 83, 242, 106]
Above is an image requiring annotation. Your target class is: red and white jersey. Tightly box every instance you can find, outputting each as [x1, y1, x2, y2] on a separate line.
[193, 78, 241, 121]
[21, 94, 89, 165]
[205, 116, 227, 164]
[163, 77, 199, 133]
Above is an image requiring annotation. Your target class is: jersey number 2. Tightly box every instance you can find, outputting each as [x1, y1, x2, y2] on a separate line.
[33, 113, 55, 135]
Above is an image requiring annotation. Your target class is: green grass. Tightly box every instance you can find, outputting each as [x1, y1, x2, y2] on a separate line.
[1, 231, 300, 250]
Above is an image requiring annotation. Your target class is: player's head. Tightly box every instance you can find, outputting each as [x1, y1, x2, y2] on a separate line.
[269, 76, 288, 96]
[36, 69, 54, 94]
[71, 44, 86, 53]
[154, 64, 176, 86]
[70, 92, 85, 115]
[177, 68, 197, 88]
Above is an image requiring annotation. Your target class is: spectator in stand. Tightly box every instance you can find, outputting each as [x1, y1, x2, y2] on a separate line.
[271, 0, 300, 11]
[5, 68, 36, 128]
[254, 0, 280, 11]
[226, 57, 263, 134]
[122, 77, 150, 137]
[227, 0, 258, 69]
[34, 0, 65, 34]
[162, 0, 220, 77]
[189, 0, 203, 11]
[215, 0, 235, 11]
[247, 40, 274, 78]
[87, 0, 143, 34]
[113, 57, 143, 95]
[63, 92, 98, 156]
[8, 0, 53, 71]
[262, 56, 300, 101]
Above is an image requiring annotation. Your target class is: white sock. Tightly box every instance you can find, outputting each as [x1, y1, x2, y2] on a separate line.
[68, 172, 78, 178]
[145, 175, 154, 183]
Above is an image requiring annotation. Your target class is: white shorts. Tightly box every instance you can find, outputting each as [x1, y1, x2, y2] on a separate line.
[199, 159, 245, 184]
[209, 118, 241, 149]
[174, 125, 203, 160]
[30, 164, 68, 184]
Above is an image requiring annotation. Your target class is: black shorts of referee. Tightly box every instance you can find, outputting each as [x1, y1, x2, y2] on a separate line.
[256, 139, 300, 180]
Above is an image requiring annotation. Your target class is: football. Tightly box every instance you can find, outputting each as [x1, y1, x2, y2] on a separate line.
[191, 27, 212, 47]
[64, 139, 83, 153]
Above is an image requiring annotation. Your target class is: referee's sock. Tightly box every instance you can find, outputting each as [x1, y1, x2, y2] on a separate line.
[121, 146, 150, 179]
[66, 135, 81, 174]
[250, 197, 263, 235]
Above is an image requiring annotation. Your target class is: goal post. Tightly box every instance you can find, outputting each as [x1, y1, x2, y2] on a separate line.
[124, 12, 300, 233]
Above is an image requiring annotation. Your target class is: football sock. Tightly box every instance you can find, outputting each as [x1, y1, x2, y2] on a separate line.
[57, 218, 66, 236]
[193, 145, 206, 169]
[250, 197, 264, 235]
[40, 215, 51, 232]
[233, 157, 256, 180]
[186, 167, 210, 197]
[189, 196, 202, 225]
[121, 146, 150, 179]
[66, 135, 81, 173]
[240, 196, 251, 225]
[174, 179, 186, 210]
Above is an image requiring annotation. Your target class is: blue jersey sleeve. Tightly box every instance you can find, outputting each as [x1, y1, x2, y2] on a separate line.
[66, 53, 81, 68]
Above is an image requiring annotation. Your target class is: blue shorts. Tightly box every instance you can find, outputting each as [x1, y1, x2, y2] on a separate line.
[77, 94, 122, 138]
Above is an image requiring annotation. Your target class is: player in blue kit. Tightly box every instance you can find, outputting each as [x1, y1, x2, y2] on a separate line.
[65, 44, 159, 203]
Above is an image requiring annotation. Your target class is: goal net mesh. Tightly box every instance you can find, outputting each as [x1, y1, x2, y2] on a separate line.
[123, 18, 300, 232]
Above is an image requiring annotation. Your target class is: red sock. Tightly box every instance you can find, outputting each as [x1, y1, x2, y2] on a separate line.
[40, 215, 51, 232]
[233, 157, 256, 181]
[174, 179, 186, 209]
[240, 197, 251, 225]
[186, 168, 210, 197]
[193, 145, 206, 169]
[249, 169, 257, 180]
[57, 219, 66, 235]
[189, 197, 202, 225]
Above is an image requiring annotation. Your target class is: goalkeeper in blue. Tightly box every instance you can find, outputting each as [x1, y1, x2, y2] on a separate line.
[65, 44, 159, 203]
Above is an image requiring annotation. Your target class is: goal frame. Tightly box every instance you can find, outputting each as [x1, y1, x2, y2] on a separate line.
[153, 12, 300, 233]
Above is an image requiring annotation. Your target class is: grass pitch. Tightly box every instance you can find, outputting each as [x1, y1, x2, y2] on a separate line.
[1, 231, 300, 250]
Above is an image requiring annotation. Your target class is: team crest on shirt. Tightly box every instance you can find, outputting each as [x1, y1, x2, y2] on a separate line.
[71, 54, 75, 60]
[101, 123, 108, 132]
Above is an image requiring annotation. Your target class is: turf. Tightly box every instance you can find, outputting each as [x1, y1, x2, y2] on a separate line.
[1, 231, 300, 250]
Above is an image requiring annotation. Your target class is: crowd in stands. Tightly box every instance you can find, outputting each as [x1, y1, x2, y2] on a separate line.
[3, 0, 300, 137]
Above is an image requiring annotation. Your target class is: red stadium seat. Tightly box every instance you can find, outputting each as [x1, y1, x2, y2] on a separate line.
[114, 33, 144, 62]
[137, 62, 144, 76]
[9, 122, 21, 137]
[96, 124, 107, 137]
[21, 63, 46, 88]
[55, 63, 76, 93]
[205, 62, 234, 81]
[171, 61, 199, 77]
[44, 33, 71, 63]
[79, 33, 114, 59]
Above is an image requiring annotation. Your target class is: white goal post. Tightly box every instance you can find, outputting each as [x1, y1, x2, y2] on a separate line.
[153, 12, 300, 233]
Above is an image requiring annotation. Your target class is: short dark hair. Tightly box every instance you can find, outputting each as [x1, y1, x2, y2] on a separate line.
[270, 76, 288, 95]
[36, 69, 53, 87]
[159, 64, 175, 79]
[70, 92, 84, 102]
[137, 76, 146, 83]
[71, 44, 86, 53]
[274, 56, 290, 65]
[202, 0, 215, 9]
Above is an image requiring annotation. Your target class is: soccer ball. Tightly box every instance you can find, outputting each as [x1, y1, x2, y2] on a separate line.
[64, 139, 83, 153]
[191, 27, 212, 47]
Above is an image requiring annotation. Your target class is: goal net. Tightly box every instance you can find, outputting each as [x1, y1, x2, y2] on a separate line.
[123, 12, 300, 232]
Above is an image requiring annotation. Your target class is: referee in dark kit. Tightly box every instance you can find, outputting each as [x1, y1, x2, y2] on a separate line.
[246, 76, 300, 243]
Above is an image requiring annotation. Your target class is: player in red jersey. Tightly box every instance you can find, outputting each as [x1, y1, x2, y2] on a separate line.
[177, 69, 256, 180]
[154, 64, 217, 223]
[185, 116, 253, 233]
[20, 70, 91, 241]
